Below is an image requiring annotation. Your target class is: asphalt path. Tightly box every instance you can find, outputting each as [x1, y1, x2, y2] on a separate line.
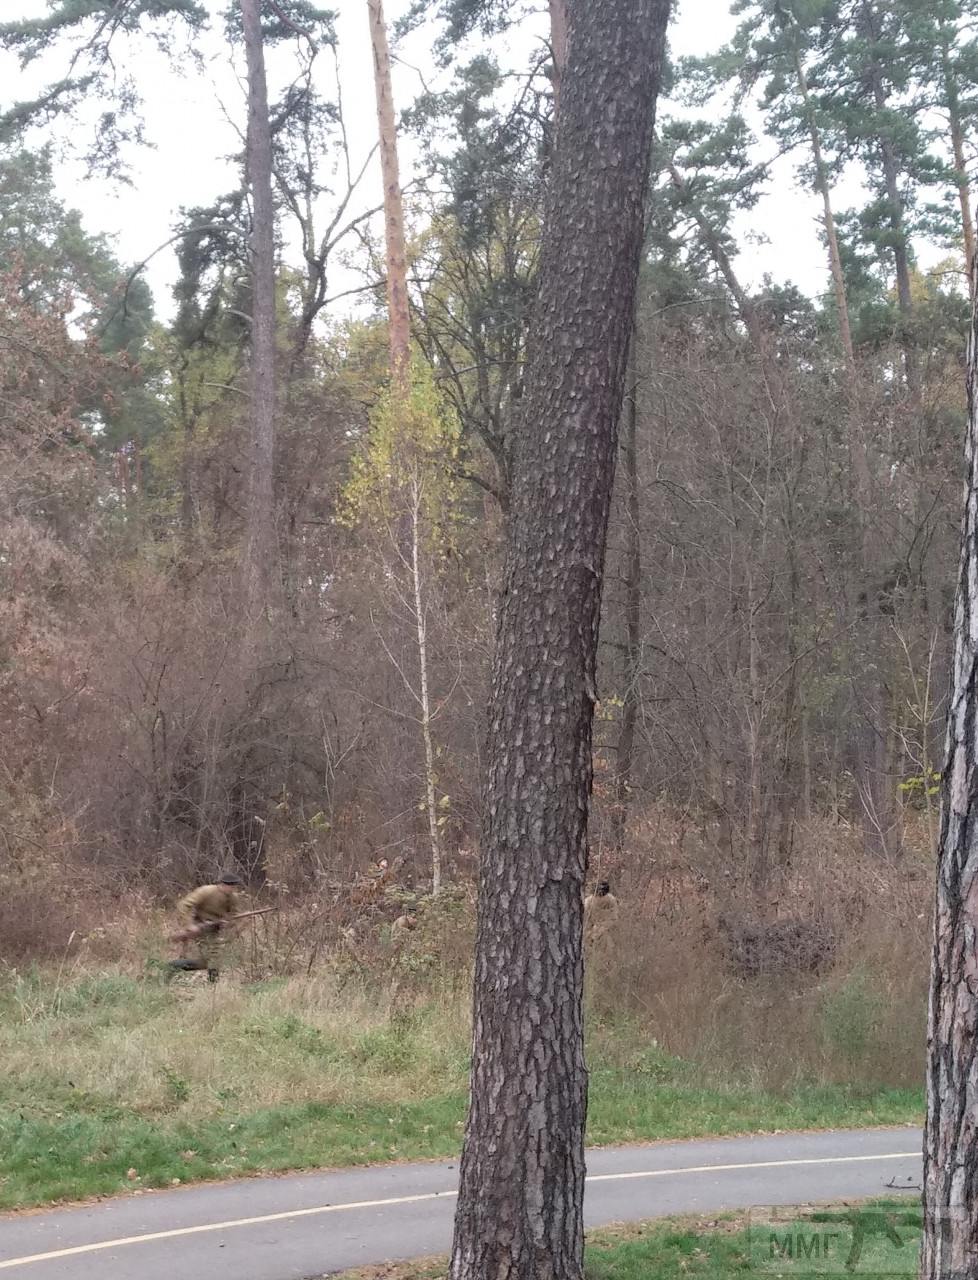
[0, 1128, 922, 1280]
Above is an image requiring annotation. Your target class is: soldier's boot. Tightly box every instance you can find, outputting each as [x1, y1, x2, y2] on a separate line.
[168, 958, 206, 974]
[207, 968, 220, 984]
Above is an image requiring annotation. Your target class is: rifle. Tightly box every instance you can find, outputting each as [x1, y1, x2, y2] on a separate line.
[169, 907, 278, 944]
[229, 908, 278, 926]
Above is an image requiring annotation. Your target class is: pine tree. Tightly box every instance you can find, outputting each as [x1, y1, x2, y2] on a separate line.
[0, 1, 206, 174]
[901, 0, 978, 293]
[448, 0, 670, 1275]
[808, 0, 945, 382]
[690, 0, 858, 376]
[921, 232, 978, 1280]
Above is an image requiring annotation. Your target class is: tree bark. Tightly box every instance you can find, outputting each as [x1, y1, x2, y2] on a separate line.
[366, 0, 410, 391]
[921, 244, 978, 1280]
[241, 0, 277, 626]
[448, 2, 670, 1278]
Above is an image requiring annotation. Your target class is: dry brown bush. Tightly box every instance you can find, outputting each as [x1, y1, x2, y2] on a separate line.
[582, 807, 931, 1089]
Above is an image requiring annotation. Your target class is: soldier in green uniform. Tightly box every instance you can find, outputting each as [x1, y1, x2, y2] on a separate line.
[168, 874, 243, 982]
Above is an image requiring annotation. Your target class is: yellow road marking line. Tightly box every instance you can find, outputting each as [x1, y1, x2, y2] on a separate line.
[0, 1151, 919, 1270]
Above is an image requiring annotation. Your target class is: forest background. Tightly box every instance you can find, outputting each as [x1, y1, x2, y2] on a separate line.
[0, 0, 967, 1206]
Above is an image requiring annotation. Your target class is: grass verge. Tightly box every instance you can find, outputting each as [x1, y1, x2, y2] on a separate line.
[317, 1201, 924, 1279]
[0, 968, 923, 1210]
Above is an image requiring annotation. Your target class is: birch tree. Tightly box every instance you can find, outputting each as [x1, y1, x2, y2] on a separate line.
[344, 369, 462, 896]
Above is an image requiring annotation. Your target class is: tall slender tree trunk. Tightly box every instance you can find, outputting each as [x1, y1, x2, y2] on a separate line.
[449, 3, 670, 1278]
[940, 27, 976, 300]
[858, 2, 916, 391]
[611, 338, 643, 859]
[866, 83, 908, 853]
[745, 560, 767, 885]
[367, 0, 441, 890]
[950, 115, 975, 302]
[789, 46, 857, 380]
[801, 704, 813, 819]
[921, 245, 978, 1280]
[838, 0, 907, 858]
[410, 472, 443, 897]
[177, 368, 196, 537]
[367, 0, 410, 390]
[776, 536, 802, 869]
[781, 21, 884, 858]
[241, 0, 277, 628]
[548, 0, 568, 110]
[117, 447, 131, 511]
[878, 119, 915, 338]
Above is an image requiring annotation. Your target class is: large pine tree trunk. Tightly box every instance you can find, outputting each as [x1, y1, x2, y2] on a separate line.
[921, 247, 978, 1278]
[241, 0, 277, 626]
[448, 2, 670, 1278]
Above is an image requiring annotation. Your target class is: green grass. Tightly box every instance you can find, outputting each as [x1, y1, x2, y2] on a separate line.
[0, 968, 923, 1209]
[0, 1079, 922, 1210]
[320, 1203, 924, 1280]
[588, 1074, 920, 1143]
[0, 1095, 467, 1208]
[584, 1204, 922, 1279]
[585, 1221, 771, 1280]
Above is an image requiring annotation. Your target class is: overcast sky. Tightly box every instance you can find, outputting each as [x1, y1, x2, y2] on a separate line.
[3, 0, 883, 320]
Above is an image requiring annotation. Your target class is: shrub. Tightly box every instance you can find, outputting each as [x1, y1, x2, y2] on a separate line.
[821, 970, 885, 1063]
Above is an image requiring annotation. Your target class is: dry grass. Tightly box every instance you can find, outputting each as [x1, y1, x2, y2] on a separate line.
[0, 812, 931, 1207]
[586, 812, 932, 1091]
[0, 967, 472, 1119]
[2, 812, 932, 1112]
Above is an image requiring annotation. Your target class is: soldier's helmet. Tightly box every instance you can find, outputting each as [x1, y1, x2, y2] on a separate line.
[219, 873, 244, 886]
